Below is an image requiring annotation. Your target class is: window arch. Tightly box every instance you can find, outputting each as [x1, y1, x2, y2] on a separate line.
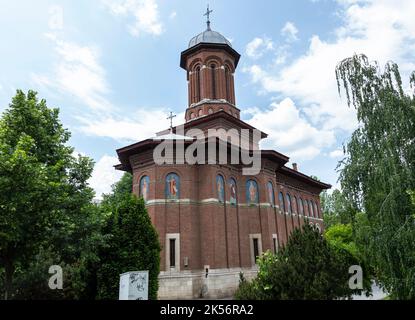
[293, 196, 298, 214]
[303, 199, 308, 216]
[279, 192, 285, 213]
[267, 182, 275, 206]
[225, 66, 231, 102]
[246, 180, 259, 205]
[229, 178, 237, 206]
[314, 202, 319, 219]
[309, 200, 314, 218]
[216, 175, 225, 204]
[139, 176, 150, 202]
[195, 65, 201, 102]
[166, 173, 180, 200]
[298, 197, 304, 215]
[208, 108, 213, 114]
[210, 64, 217, 99]
[286, 194, 292, 214]
[198, 109, 203, 117]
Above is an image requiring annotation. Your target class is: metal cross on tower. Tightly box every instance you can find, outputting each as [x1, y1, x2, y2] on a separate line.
[204, 5, 213, 30]
[167, 112, 177, 132]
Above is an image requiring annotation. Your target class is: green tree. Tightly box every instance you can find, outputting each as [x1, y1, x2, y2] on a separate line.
[101, 173, 133, 211]
[0, 90, 100, 299]
[321, 189, 356, 228]
[97, 194, 160, 300]
[336, 55, 415, 299]
[235, 224, 362, 300]
[325, 223, 373, 293]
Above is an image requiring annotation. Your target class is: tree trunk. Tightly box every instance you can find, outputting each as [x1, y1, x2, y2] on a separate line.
[4, 259, 14, 300]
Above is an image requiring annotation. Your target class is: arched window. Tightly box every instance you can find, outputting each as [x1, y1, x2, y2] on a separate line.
[309, 201, 314, 218]
[267, 182, 275, 206]
[298, 197, 304, 215]
[166, 173, 180, 200]
[190, 112, 195, 119]
[229, 178, 237, 205]
[208, 108, 213, 114]
[195, 66, 201, 102]
[303, 199, 308, 216]
[225, 66, 231, 102]
[211, 64, 217, 99]
[216, 175, 225, 204]
[293, 196, 298, 214]
[246, 180, 259, 205]
[314, 202, 319, 219]
[279, 192, 285, 213]
[286, 194, 292, 214]
[139, 176, 150, 202]
[198, 109, 203, 117]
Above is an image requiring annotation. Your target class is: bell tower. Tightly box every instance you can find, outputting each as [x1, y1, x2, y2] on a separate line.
[180, 7, 241, 122]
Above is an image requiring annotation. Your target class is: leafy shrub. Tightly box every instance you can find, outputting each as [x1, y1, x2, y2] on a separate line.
[235, 224, 366, 300]
[96, 195, 161, 300]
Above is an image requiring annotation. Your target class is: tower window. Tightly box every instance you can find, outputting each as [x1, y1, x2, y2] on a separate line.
[225, 66, 231, 102]
[195, 66, 201, 102]
[211, 64, 217, 99]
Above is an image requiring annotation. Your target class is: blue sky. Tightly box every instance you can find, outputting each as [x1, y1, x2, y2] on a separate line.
[1, 0, 414, 198]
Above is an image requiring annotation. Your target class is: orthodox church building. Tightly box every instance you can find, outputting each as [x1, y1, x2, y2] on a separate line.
[116, 11, 331, 299]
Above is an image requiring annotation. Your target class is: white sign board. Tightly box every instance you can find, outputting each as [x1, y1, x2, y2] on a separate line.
[119, 271, 149, 300]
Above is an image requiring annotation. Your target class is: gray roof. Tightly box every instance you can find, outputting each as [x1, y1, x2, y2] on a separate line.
[188, 29, 232, 48]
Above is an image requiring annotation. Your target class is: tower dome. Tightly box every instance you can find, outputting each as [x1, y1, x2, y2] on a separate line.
[188, 29, 232, 48]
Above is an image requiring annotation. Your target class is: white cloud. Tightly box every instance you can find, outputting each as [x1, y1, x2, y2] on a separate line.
[102, 0, 163, 37]
[32, 32, 179, 144]
[32, 33, 112, 112]
[329, 149, 344, 158]
[245, 0, 415, 136]
[246, 37, 274, 59]
[89, 155, 124, 199]
[78, 109, 185, 143]
[169, 11, 177, 19]
[48, 5, 64, 31]
[281, 22, 299, 42]
[274, 44, 290, 65]
[244, 98, 336, 161]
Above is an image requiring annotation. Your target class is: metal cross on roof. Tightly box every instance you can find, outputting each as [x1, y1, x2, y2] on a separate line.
[167, 112, 177, 131]
[204, 5, 213, 30]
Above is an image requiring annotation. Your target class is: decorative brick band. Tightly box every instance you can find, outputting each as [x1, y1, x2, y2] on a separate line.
[144, 198, 324, 222]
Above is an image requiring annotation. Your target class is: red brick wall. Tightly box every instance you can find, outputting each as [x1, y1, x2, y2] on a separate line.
[131, 159, 325, 272]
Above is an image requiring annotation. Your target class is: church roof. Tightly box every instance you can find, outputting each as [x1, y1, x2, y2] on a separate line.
[280, 166, 332, 190]
[153, 133, 194, 141]
[188, 29, 232, 48]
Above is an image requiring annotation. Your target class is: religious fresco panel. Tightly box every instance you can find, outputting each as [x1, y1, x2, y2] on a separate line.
[229, 178, 237, 206]
[139, 176, 150, 202]
[267, 182, 275, 206]
[246, 180, 259, 205]
[166, 173, 180, 200]
[216, 175, 225, 203]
